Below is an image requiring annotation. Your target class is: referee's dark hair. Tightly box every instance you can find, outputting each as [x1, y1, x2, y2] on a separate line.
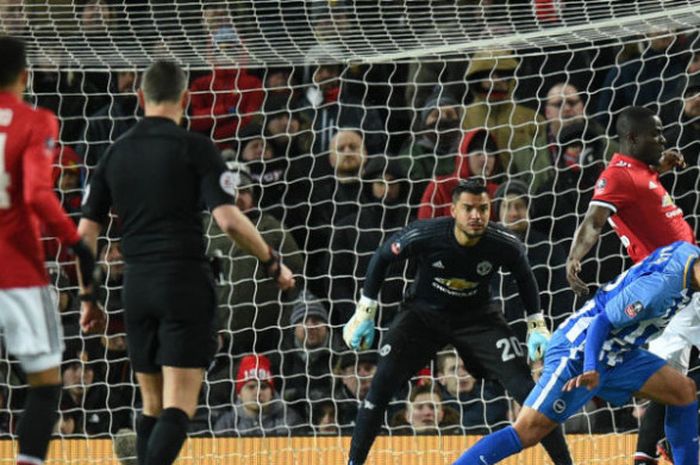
[0, 36, 27, 88]
[616, 106, 656, 138]
[141, 60, 187, 104]
[451, 177, 487, 202]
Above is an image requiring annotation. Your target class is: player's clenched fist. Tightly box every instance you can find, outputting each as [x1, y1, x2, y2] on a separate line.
[526, 313, 551, 362]
[343, 295, 378, 350]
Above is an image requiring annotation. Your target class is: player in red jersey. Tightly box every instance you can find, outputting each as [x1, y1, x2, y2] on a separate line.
[0, 36, 103, 465]
[566, 106, 697, 465]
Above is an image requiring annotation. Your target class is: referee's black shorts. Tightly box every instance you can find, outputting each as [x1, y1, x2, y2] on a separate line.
[123, 260, 218, 373]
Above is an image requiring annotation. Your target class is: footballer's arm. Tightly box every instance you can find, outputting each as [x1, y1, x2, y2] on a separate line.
[566, 204, 611, 296]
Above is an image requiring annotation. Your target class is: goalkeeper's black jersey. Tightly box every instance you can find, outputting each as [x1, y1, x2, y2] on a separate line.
[363, 217, 540, 314]
[81, 117, 234, 262]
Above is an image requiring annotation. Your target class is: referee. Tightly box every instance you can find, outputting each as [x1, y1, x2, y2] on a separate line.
[343, 178, 572, 465]
[78, 61, 294, 465]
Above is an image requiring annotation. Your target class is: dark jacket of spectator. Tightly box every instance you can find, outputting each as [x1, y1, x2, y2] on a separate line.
[327, 157, 412, 325]
[77, 87, 139, 168]
[418, 129, 504, 220]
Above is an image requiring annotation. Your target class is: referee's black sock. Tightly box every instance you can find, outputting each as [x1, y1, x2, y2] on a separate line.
[136, 413, 158, 465]
[145, 407, 189, 465]
[539, 425, 574, 465]
[16, 384, 61, 464]
[635, 401, 666, 463]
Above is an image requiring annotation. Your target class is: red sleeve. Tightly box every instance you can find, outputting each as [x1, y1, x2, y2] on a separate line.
[590, 167, 634, 214]
[417, 181, 437, 219]
[23, 110, 80, 246]
[189, 75, 233, 133]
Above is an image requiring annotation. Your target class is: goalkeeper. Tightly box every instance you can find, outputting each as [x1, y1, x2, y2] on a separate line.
[453, 241, 700, 465]
[344, 178, 573, 465]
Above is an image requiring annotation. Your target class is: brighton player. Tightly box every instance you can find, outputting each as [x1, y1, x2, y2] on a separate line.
[344, 178, 573, 465]
[454, 240, 700, 465]
[566, 106, 697, 464]
[0, 36, 101, 465]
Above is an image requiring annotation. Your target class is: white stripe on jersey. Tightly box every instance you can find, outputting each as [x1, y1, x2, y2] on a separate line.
[532, 356, 570, 410]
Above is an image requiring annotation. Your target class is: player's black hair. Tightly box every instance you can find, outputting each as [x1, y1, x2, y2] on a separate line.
[616, 106, 656, 138]
[141, 60, 187, 104]
[0, 36, 27, 88]
[451, 177, 487, 202]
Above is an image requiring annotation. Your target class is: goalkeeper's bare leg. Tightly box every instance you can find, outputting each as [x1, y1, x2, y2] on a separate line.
[136, 367, 204, 465]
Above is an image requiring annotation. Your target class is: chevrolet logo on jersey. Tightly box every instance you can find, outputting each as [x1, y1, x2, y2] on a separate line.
[434, 277, 478, 290]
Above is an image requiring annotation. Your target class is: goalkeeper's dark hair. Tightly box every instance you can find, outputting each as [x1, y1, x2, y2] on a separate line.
[616, 106, 656, 138]
[0, 36, 27, 88]
[141, 60, 187, 104]
[451, 177, 487, 202]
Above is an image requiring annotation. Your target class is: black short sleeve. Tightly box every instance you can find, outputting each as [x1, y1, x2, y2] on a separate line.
[193, 137, 235, 211]
[81, 152, 112, 223]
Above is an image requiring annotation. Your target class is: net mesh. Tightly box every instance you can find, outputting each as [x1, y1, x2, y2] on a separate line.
[2, 0, 700, 463]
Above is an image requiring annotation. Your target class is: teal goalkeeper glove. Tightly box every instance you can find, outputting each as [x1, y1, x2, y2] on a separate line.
[343, 295, 378, 350]
[526, 313, 551, 362]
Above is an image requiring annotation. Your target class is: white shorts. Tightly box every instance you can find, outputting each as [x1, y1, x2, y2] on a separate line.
[648, 293, 700, 373]
[0, 286, 64, 373]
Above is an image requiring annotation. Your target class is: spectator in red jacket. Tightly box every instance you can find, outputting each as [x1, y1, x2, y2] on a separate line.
[188, 68, 264, 148]
[417, 129, 504, 219]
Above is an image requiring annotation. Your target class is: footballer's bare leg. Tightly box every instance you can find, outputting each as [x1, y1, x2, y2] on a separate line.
[138, 367, 204, 465]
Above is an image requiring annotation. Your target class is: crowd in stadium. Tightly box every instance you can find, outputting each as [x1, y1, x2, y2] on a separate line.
[3, 0, 700, 449]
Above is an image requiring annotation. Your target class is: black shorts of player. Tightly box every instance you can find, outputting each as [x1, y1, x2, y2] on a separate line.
[368, 299, 534, 405]
[123, 260, 218, 373]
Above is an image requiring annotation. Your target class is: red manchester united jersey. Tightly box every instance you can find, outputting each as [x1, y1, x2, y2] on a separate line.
[590, 152, 696, 263]
[0, 92, 80, 289]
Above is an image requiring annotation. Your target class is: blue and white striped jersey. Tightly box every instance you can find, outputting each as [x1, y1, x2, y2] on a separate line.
[555, 241, 699, 366]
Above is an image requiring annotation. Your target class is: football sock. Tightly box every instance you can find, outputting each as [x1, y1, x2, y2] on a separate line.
[635, 401, 666, 462]
[539, 425, 574, 465]
[16, 384, 61, 464]
[665, 400, 698, 465]
[144, 407, 189, 465]
[136, 414, 158, 465]
[452, 425, 523, 465]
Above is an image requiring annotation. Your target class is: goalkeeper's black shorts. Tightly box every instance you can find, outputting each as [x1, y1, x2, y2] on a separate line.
[378, 300, 531, 384]
[123, 260, 218, 373]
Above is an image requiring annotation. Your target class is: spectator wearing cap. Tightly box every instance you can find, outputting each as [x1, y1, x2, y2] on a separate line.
[213, 354, 302, 436]
[298, 53, 386, 167]
[333, 351, 378, 430]
[398, 90, 464, 205]
[203, 163, 303, 356]
[277, 292, 343, 421]
[236, 122, 289, 222]
[188, 61, 264, 149]
[326, 157, 413, 326]
[663, 73, 700, 231]
[491, 181, 574, 341]
[463, 50, 552, 193]
[418, 129, 504, 220]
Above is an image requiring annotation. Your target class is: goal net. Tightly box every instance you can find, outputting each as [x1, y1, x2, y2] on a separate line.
[4, 0, 700, 463]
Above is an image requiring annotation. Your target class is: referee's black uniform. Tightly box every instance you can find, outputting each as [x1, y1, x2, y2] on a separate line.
[349, 216, 571, 465]
[82, 116, 234, 373]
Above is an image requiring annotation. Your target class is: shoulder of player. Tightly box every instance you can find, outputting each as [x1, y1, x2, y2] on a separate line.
[398, 217, 452, 244]
[484, 224, 525, 250]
